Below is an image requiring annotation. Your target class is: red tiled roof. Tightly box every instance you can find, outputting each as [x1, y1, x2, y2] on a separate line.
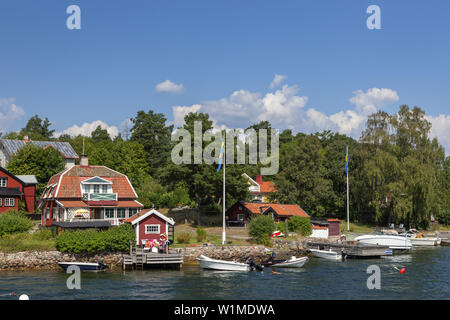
[43, 165, 137, 199]
[56, 200, 143, 208]
[327, 219, 340, 222]
[57, 200, 87, 208]
[239, 202, 309, 218]
[312, 226, 328, 230]
[125, 209, 152, 223]
[250, 181, 277, 194]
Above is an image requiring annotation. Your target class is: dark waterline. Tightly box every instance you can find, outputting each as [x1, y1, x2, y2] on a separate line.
[1, 247, 449, 300]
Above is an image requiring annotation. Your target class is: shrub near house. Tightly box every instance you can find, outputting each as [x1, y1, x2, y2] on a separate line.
[55, 224, 135, 253]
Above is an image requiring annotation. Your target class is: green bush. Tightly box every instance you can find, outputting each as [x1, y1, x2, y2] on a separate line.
[177, 232, 191, 244]
[55, 224, 135, 253]
[288, 216, 312, 236]
[248, 215, 276, 245]
[32, 228, 54, 241]
[0, 210, 33, 237]
[436, 211, 450, 225]
[196, 227, 207, 242]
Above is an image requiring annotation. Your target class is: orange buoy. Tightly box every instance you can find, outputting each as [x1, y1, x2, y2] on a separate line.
[400, 268, 406, 274]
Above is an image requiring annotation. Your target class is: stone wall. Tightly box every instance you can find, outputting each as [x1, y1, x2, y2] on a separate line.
[0, 240, 325, 270]
[0, 251, 123, 270]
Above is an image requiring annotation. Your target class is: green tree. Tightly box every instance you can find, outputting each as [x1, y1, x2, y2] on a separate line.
[130, 110, 174, 177]
[91, 125, 111, 142]
[21, 115, 55, 140]
[6, 144, 65, 194]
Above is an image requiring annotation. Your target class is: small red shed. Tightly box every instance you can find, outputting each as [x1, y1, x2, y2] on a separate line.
[125, 209, 175, 246]
[327, 219, 340, 236]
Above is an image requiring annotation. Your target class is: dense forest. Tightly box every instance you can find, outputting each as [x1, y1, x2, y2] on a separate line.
[2, 105, 449, 229]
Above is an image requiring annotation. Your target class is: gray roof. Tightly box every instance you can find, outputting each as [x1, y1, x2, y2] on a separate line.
[52, 221, 112, 228]
[0, 139, 79, 159]
[16, 175, 38, 184]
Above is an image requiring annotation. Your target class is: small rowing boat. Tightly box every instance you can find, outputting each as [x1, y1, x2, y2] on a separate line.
[262, 256, 309, 268]
[309, 248, 343, 260]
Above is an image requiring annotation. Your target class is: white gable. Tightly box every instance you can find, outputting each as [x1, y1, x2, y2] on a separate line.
[132, 209, 175, 226]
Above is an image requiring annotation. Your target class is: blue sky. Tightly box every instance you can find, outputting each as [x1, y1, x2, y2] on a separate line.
[0, 1, 449, 150]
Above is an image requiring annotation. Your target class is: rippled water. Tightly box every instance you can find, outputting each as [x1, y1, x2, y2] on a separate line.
[1, 247, 449, 300]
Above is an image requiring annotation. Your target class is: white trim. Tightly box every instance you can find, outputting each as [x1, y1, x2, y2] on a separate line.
[131, 209, 175, 226]
[145, 224, 160, 234]
[81, 176, 113, 185]
[134, 200, 144, 207]
[54, 166, 73, 198]
[136, 224, 140, 245]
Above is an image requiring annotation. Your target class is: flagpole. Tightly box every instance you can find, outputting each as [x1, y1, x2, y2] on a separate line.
[346, 145, 350, 231]
[222, 134, 226, 246]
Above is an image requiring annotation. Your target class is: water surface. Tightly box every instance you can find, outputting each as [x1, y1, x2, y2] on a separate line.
[1, 247, 448, 300]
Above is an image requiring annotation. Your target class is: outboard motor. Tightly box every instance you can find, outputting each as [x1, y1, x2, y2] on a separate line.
[246, 257, 264, 271]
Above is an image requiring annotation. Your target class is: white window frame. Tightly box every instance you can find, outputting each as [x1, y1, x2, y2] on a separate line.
[101, 185, 108, 193]
[0, 178, 7, 188]
[237, 213, 245, 221]
[145, 224, 160, 234]
[5, 198, 15, 207]
[93, 185, 100, 194]
[105, 208, 115, 219]
[128, 208, 137, 218]
[117, 208, 126, 219]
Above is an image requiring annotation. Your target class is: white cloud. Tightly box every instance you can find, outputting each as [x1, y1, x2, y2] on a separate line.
[53, 120, 119, 139]
[0, 98, 26, 131]
[172, 104, 202, 127]
[349, 88, 399, 115]
[427, 114, 450, 155]
[155, 80, 184, 94]
[269, 74, 287, 89]
[169, 77, 402, 142]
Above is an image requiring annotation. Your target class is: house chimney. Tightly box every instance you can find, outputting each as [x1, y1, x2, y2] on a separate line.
[255, 175, 263, 185]
[80, 154, 89, 166]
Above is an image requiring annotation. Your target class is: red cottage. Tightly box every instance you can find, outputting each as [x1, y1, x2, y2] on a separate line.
[125, 209, 175, 245]
[226, 201, 310, 227]
[0, 166, 37, 213]
[39, 155, 143, 227]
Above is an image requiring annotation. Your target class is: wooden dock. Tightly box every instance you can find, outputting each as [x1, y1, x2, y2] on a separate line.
[306, 241, 392, 258]
[123, 248, 183, 270]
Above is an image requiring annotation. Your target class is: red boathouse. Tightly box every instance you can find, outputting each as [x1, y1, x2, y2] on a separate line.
[125, 209, 175, 246]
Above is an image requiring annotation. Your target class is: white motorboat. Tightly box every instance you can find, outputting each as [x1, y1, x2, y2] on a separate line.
[309, 248, 342, 260]
[354, 233, 412, 251]
[196, 255, 262, 271]
[58, 261, 108, 271]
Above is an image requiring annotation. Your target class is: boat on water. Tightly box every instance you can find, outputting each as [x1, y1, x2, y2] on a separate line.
[262, 256, 309, 268]
[399, 229, 440, 246]
[58, 261, 108, 271]
[309, 248, 343, 260]
[354, 232, 412, 251]
[196, 255, 263, 271]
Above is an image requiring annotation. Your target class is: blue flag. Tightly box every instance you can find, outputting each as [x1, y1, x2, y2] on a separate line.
[217, 136, 225, 172]
[345, 145, 349, 174]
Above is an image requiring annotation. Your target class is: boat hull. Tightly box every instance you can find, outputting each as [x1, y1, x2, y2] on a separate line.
[58, 262, 107, 271]
[309, 249, 342, 260]
[354, 235, 412, 250]
[270, 257, 309, 268]
[196, 255, 250, 271]
[410, 238, 438, 246]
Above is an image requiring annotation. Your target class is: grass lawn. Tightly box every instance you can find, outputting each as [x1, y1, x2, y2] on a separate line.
[171, 224, 253, 247]
[338, 220, 374, 234]
[0, 232, 56, 253]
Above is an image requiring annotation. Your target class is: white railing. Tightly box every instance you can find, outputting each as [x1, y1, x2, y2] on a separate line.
[68, 218, 124, 226]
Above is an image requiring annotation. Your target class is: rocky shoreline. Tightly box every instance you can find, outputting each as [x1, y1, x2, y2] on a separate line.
[0, 240, 320, 270]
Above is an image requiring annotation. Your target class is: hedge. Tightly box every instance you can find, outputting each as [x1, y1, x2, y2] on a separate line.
[55, 224, 135, 253]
